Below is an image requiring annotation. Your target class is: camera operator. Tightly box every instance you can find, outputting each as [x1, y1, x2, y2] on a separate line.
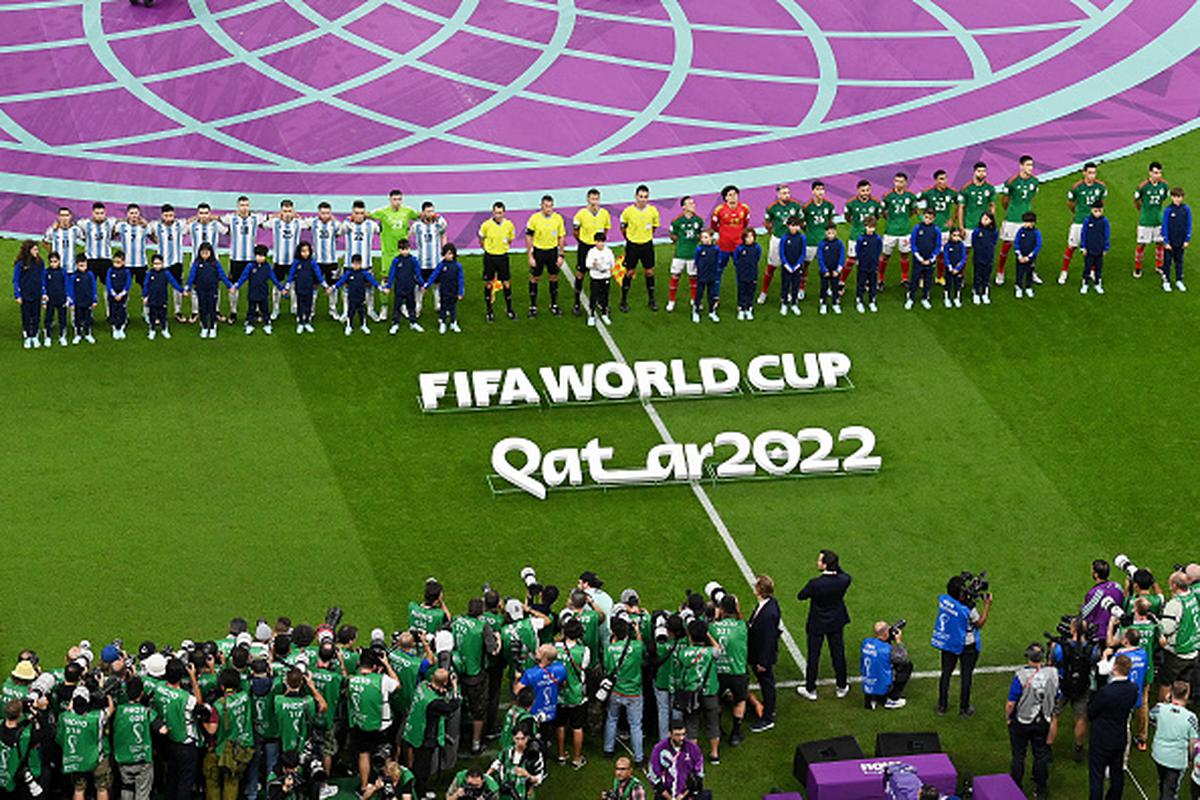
[400, 668, 460, 799]
[1160, 571, 1200, 704]
[360, 757, 415, 800]
[446, 766, 499, 800]
[1121, 564, 1165, 618]
[307, 640, 345, 785]
[746, 575, 781, 733]
[265, 750, 308, 800]
[513, 645, 566, 738]
[795, 549, 852, 701]
[452, 598, 494, 756]
[113, 676, 158, 800]
[1048, 615, 1100, 762]
[670, 619, 721, 766]
[579, 573, 615, 647]
[203, 669, 254, 800]
[1110, 601, 1159, 750]
[1081, 559, 1124, 645]
[59, 685, 116, 800]
[275, 669, 327, 790]
[711, 594, 749, 746]
[409, 579, 452, 636]
[3, 659, 38, 707]
[488, 720, 544, 800]
[553, 618, 590, 769]
[159, 659, 203, 800]
[648, 722, 708, 800]
[860, 621, 912, 710]
[1005, 643, 1057, 800]
[602, 756, 646, 800]
[931, 574, 991, 717]
[481, 589, 508, 742]
[501, 601, 549, 676]
[1, 693, 51, 800]
[384, 630, 428, 735]
[345, 649, 401, 796]
[602, 616, 646, 766]
[245, 658, 281, 800]
[648, 615, 685, 744]
[561, 590, 606, 738]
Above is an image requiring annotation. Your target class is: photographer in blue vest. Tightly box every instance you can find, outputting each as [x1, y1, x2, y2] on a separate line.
[931, 574, 992, 717]
[860, 620, 912, 710]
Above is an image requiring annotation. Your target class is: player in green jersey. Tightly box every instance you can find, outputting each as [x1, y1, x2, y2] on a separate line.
[370, 190, 419, 269]
[919, 170, 958, 284]
[1133, 161, 1170, 277]
[667, 196, 704, 312]
[879, 172, 918, 289]
[958, 161, 997, 248]
[759, 183, 804, 303]
[800, 182, 836, 298]
[1060, 161, 1108, 284]
[844, 180, 883, 283]
[997, 155, 1040, 285]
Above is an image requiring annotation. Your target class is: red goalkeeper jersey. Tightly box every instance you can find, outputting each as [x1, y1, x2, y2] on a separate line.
[711, 202, 750, 252]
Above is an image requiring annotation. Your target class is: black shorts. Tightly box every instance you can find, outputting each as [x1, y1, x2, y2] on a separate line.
[1160, 651, 1198, 687]
[273, 263, 290, 284]
[167, 263, 184, 283]
[718, 673, 749, 703]
[349, 726, 388, 755]
[685, 695, 720, 740]
[624, 241, 655, 272]
[130, 265, 148, 287]
[483, 253, 511, 282]
[320, 263, 340, 286]
[89, 258, 113, 278]
[420, 268, 435, 287]
[228, 260, 251, 283]
[461, 673, 487, 723]
[530, 247, 560, 277]
[576, 243, 593, 272]
[554, 703, 586, 730]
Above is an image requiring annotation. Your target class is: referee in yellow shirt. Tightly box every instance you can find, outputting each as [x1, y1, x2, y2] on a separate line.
[619, 184, 661, 311]
[571, 188, 611, 315]
[525, 195, 567, 317]
[477, 201, 517, 321]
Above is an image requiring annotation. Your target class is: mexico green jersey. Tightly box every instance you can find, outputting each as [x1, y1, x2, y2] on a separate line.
[765, 200, 803, 238]
[214, 691, 254, 754]
[401, 683, 446, 748]
[407, 602, 447, 636]
[1135, 180, 1171, 226]
[307, 668, 342, 730]
[881, 191, 918, 236]
[371, 206, 419, 263]
[711, 619, 748, 675]
[1068, 180, 1107, 223]
[670, 214, 704, 260]
[802, 200, 836, 241]
[845, 197, 883, 239]
[451, 616, 486, 677]
[603, 639, 644, 697]
[959, 182, 997, 229]
[112, 701, 156, 765]
[274, 695, 314, 753]
[345, 673, 385, 732]
[58, 709, 104, 774]
[386, 649, 423, 714]
[0, 725, 33, 791]
[555, 641, 588, 706]
[919, 186, 958, 228]
[1003, 175, 1039, 222]
[673, 645, 718, 695]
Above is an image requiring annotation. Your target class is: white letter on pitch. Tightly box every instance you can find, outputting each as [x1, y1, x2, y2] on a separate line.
[747, 354, 784, 392]
[698, 357, 740, 395]
[419, 372, 449, 411]
[492, 437, 546, 500]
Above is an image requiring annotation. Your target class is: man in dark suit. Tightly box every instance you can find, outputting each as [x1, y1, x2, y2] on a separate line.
[1087, 654, 1139, 800]
[747, 574, 782, 732]
[796, 549, 852, 700]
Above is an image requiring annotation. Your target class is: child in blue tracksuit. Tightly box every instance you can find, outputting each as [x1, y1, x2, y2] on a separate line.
[1014, 212, 1042, 297]
[423, 243, 465, 334]
[12, 243, 44, 348]
[43, 252, 69, 345]
[1079, 201, 1109, 294]
[907, 210, 941, 308]
[106, 251, 132, 339]
[779, 219, 806, 314]
[971, 212, 999, 304]
[386, 239, 422, 334]
[855, 219, 883, 312]
[1161, 187, 1190, 291]
[286, 241, 325, 333]
[236, 245, 285, 334]
[816, 223, 845, 314]
[143, 254, 184, 338]
[692, 231, 721, 321]
[733, 230, 762, 319]
[943, 228, 966, 307]
[67, 258, 98, 343]
[333, 254, 383, 334]
[184, 242, 233, 338]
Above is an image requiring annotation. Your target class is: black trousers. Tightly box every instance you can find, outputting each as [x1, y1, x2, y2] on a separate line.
[1088, 744, 1124, 800]
[74, 305, 93, 336]
[246, 297, 269, 326]
[20, 301, 40, 337]
[439, 293, 458, 323]
[347, 300, 367, 327]
[197, 291, 218, 329]
[694, 279, 717, 313]
[296, 290, 314, 324]
[589, 277, 610, 314]
[938, 644, 979, 711]
[781, 268, 802, 304]
[110, 296, 128, 329]
[855, 268, 878, 302]
[1084, 253, 1104, 283]
[411, 745, 436, 798]
[1009, 719, 1051, 794]
[44, 302, 67, 337]
[1164, 247, 1185, 281]
[908, 264, 934, 301]
[973, 260, 993, 293]
[148, 304, 167, 331]
[391, 293, 414, 324]
[167, 742, 197, 800]
[754, 664, 777, 722]
[805, 629, 847, 691]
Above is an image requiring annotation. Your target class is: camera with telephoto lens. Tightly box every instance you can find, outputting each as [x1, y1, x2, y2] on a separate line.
[432, 630, 455, 672]
[704, 581, 727, 606]
[959, 570, 991, 604]
[888, 619, 907, 641]
[1046, 613, 1096, 645]
[520, 567, 542, 600]
[324, 606, 344, 631]
[610, 603, 631, 625]
[1113, 554, 1141, 581]
[653, 611, 672, 644]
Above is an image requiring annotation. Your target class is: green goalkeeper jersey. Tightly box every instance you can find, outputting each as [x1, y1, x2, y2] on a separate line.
[1003, 175, 1039, 223]
[1135, 180, 1171, 226]
[371, 206, 420, 265]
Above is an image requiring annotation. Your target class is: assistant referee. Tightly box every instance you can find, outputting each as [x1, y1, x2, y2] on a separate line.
[478, 202, 517, 322]
[619, 184, 660, 312]
[572, 188, 611, 316]
[525, 195, 566, 317]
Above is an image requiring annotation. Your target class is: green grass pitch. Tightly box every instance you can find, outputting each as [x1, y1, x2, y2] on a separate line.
[2, 132, 1198, 799]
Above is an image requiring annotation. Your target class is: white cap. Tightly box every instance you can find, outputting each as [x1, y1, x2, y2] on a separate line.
[71, 685, 90, 703]
[505, 598, 525, 620]
[254, 621, 272, 642]
[235, 632, 253, 648]
[143, 653, 167, 678]
[370, 628, 386, 645]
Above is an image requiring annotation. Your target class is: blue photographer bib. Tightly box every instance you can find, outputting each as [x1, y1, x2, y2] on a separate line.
[860, 638, 893, 695]
[931, 594, 972, 655]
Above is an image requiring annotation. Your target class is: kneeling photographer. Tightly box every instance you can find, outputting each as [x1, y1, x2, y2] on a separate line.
[601, 755, 646, 800]
[931, 572, 991, 717]
[446, 765, 499, 800]
[860, 619, 912, 710]
[360, 756, 415, 800]
[1047, 615, 1101, 761]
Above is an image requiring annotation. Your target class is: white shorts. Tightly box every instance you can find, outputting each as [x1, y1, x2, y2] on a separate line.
[1067, 223, 1082, 248]
[964, 230, 975, 248]
[1000, 221, 1022, 242]
[767, 235, 783, 267]
[805, 245, 818, 263]
[670, 257, 696, 276]
[941, 230, 952, 246]
[1136, 225, 1164, 244]
[882, 234, 910, 255]
[847, 239, 858, 258]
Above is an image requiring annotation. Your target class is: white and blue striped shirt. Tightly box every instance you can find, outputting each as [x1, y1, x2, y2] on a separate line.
[188, 220, 227, 257]
[221, 212, 267, 262]
[310, 218, 341, 265]
[44, 225, 81, 271]
[342, 219, 379, 268]
[149, 220, 186, 266]
[114, 221, 150, 268]
[267, 217, 309, 266]
[76, 219, 115, 260]
[410, 217, 446, 271]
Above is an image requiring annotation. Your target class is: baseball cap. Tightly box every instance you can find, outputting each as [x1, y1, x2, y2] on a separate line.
[101, 644, 121, 664]
[143, 653, 167, 678]
[10, 661, 36, 681]
[505, 598, 525, 620]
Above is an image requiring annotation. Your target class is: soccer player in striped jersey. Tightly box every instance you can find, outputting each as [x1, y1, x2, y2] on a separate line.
[44, 207, 81, 275]
[758, 184, 801, 303]
[309, 202, 342, 320]
[148, 205, 187, 323]
[1060, 162, 1106, 284]
[340, 201, 381, 322]
[1132, 161, 1170, 278]
[997, 155, 1040, 286]
[76, 202, 116, 317]
[265, 199, 310, 321]
[571, 189, 611, 315]
[221, 196, 268, 325]
[186, 203, 228, 324]
[917, 170, 958, 285]
[113, 203, 151, 321]
[410, 201, 447, 318]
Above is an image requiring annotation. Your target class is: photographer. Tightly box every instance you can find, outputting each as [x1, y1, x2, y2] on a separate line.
[650, 615, 685, 743]
[501, 601, 549, 676]
[514, 645, 566, 735]
[1, 694, 51, 800]
[452, 598, 493, 756]
[671, 619, 721, 766]
[579, 572, 615, 648]
[931, 574, 991, 717]
[746, 575, 781, 733]
[1081, 559, 1124, 645]
[345, 650, 401, 795]
[488, 720, 544, 800]
[409, 579, 451, 636]
[1160, 571, 1200, 703]
[360, 757, 415, 800]
[447, 766, 498, 800]
[113, 676, 158, 800]
[158, 659, 203, 800]
[246, 658, 282, 800]
[265, 750, 307, 800]
[400, 668, 460, 799]
[274, 668, 327, 796]
[795, 549, 852, 701]
[711, 594, 749, 746]
[648, 723, 708, 800]
[481, 589, 508, 742]
[1048, 615, 1100, 762]
[553, 618, 590, 769]
[204, 669, 254, 800]
[1006, 643, 1057, 800]
[860, 621, 911, 710]
[58, 685, 115, 800]
[307, 640, 345, 783]
[561, 590, 605, 737]
[602, 756, 646, 800]
[602, 616, 646, 766]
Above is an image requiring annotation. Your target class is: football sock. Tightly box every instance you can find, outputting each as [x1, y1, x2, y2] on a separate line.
[549, 281, 559, 305]
[503, 285, 514, 312]
[1062, 247, 1075, 272]
[1155, 243, 1164, 269]
[998, 241, 1013, 274]
[878, 256, 889, 282]
[621, 275, 632, 303]
[761, 264, 776, 294]
[688, 276, 697, 300]
[900, 254, 911, 283]
[1134, 244, 1145, 271]
[484, 283, 494, 313]
[936, 254, 945, 281]
[529, 281, 538, 307]
[645, 274, 655, 303]
[668, 275, 680, 302]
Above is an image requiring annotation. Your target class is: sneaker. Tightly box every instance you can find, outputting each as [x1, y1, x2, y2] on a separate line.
[1032, 272, 1043, 285]
[571, 756, 588, 770]
[779, 304, 788, 316]
[84, 334, 95, 344]
[666, 300, 675, 312]
[588, 316, 596, 327]
[506, 309, 517, 320]
[709, 755, 720, 766]
[410, 323, 424, 333]
[869, 302, 878, 313]
[954, 297, 962, 308]
[691, 311, 700, 323]
[943, 296, 952, 308]
[796, 687, 817, 701]
[1177, 280, 1187, 292]
[936, 705, 947, 716]
[995, 273, 1005, 286]
[318, 786, 338, 800]
[904, 299, 913, 310]
[856, 301, 865, 313]
[708, 312, 719, 323]
[148, 329, 157, 340]
[22, 338, 31, 350]
[438, 321, 447, 335]
[1095, 283, 1104, 295]
[550, 304, 562, 316]
[527, 306, 538, 318]
[1080, 283, 1088, 295]
[819, 305, 827, 315]
[790, 304, 801, 315]
[619, 301, 630, 313]
[832, 304, 841, 315]
[1073, 744, 1085, 763]
[450, 322, 461, 333]
[360, 325, 370, 335]
[486, 310, 495, 323]
[601, 314, 611, 325]
[297, 324, 304, 334]
[304, 324, 313, 333]
[1026, 288, 1035, 298]
[199, 327, 208, 339]
[797, 289, 806, 300]
[72, 335, 81, 345]
[648, 299, 658, 311]
[884, 698, 907, 710]
[746, 308, 753, 320]
[748, 720, 774, 733]
[729, 731, 744, 748]
[344, 324, 352, 336]
[162, 329, 171, 339]
[835, 685, 851, 699]
[920, 299, 932, 310]
[1163, 280, 1173, 292]
[263, 324, 272, 335]
[972, 293, 981, 305]
[960, 706, 976, 718]
[1014, 287, 1024, 299]
[245, 325, 254, 335]
[982, 293, 991, 305]
[1057, 271, 1068, 285]
[209, 326, 217, 339]
[58, 335, 67, 347]
[756, 292, 768, 304]
[1133, 267, 1143, 278]
[572, 302, 582, 316]
[229, 313, 238, 325]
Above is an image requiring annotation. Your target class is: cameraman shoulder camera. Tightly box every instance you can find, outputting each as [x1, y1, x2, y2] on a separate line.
[931, 573, 991, 717]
